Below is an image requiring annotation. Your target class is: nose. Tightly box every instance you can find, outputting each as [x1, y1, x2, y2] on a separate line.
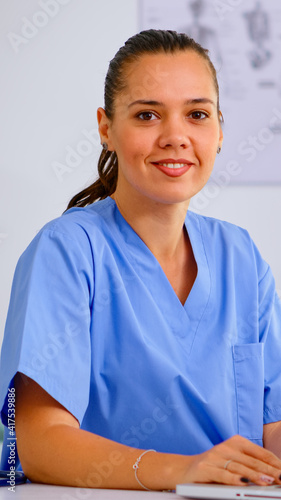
[158, 117, 191, 150]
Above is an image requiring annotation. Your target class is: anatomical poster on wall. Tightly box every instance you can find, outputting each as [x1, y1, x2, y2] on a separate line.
[139, 0, 281, 184]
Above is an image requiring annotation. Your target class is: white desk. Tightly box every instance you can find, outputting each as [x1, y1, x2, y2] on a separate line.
[0, 483, 182, 499]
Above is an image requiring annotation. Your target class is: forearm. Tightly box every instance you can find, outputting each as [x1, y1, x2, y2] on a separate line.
[19, 424, 189, 490]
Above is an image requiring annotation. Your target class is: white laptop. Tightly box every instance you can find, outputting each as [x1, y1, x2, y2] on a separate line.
[176, 483, 281, 499]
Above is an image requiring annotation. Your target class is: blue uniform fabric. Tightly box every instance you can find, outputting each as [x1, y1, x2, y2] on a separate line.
[1, 197, 281, 470]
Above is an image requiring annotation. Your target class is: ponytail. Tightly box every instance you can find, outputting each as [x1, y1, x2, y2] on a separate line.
[66, 149, 118, 210]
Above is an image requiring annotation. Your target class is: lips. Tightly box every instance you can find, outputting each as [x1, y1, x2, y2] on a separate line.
[152, 159, 193, 177]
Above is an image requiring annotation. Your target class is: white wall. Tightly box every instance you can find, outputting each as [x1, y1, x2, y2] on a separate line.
[1, 0, 281, 348]
[0, 0, 138, 344]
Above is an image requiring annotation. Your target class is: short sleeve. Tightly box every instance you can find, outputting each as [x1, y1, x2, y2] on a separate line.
[259, 266, 281, 424]
[0, 219, 94, 426]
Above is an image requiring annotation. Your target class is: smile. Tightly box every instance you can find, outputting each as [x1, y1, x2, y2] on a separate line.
[158, 163, 187, 169]
[152, 161, 192, 178]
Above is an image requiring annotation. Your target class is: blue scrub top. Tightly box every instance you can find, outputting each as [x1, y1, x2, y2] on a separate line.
[1, 197, 281, 469]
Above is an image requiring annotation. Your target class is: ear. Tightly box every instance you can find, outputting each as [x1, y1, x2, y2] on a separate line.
[218, 129, 223, 150]
[97, 107, 114, 151]
[218, 111, 224, 150]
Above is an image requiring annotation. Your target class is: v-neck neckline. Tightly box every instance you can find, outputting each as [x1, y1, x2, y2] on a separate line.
[107, 198, 211, 353]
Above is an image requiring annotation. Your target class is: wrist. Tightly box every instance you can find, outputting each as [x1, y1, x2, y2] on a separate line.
[162, 453, 195, 489]
[132, 449, 193, 491]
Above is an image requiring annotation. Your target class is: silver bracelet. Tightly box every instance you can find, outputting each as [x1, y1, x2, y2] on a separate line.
[132, 449, 156, 490]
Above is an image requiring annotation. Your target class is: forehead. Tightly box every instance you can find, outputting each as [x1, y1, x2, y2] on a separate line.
[119, 51, 216, 104]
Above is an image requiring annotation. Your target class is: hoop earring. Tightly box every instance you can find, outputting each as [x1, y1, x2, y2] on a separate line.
[217, 146, 222, 154]
[102, 142, 108, 151]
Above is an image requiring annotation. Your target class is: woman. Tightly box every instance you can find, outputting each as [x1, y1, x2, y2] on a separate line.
[1, 29, 281, 491]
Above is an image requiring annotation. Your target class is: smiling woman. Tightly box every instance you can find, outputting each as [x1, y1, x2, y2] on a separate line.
[67, 30, 222, 209]
[1, 29, 281, 492]
[98, 51, 222, 209]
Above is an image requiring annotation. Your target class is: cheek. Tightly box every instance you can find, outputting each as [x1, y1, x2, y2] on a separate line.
[118, 133, 149, 163]
[114, 138, 147, 175]
[197, 130, 220, 160]
[196, 143, 216, 163]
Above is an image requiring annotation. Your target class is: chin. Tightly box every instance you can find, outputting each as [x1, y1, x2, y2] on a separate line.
[149, 192, 194, 206]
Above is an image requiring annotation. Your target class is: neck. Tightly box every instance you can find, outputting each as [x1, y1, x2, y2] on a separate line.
[111, 191, 190, 262]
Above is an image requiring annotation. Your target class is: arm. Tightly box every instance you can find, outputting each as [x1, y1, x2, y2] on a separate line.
[14, 373, 189, 490]
[264, 422, 281, 459]
[15, 373, 281, 490]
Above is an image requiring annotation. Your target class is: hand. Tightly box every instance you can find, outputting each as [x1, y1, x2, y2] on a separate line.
[182, 435, 281, 486]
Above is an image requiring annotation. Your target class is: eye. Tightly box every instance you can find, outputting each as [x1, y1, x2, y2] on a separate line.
[189, 111, 209, 120]
[137, 111, 158, 121]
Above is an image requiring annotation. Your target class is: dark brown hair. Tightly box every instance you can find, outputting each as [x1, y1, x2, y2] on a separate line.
[66, 29, 220, 210]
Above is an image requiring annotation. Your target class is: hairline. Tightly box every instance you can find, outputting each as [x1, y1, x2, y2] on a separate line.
[109, 47, 220, 119]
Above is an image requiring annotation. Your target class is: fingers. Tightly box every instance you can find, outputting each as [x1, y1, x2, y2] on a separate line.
[184, 435, 281, 486]
[234, 435, 281, 468]
[220, 435, 281, 485]
[185, 459, 253, 486]
[205, 466, 257, 487]
[236, 455, 281, 484]
[221, 458, 281, 486]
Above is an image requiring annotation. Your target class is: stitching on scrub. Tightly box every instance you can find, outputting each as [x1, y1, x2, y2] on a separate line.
[264, 405, 281, 418]
[46, 223, 93, 246]
[232, 352, 263, 362]
[247, 438, 263, 444]
[231, 348, 240, 434]
[45, 226, 95, 308]
[232, 346, 264, 439]
[87, 196, 114, 220]
[258, 263, 271, 288]
[99, 199, 149, 268]
[193, 215, 212, 313]
[51, 200, 114, 245]
[191, 210, 247, 233]
[42, 217, 96, 260]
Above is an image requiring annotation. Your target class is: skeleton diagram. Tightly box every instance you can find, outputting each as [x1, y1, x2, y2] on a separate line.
[243, 1, 272, 69]
[180, 0, 222, 69]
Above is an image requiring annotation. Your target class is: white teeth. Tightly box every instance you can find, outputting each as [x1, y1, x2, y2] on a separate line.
[160, 163, 186, 169]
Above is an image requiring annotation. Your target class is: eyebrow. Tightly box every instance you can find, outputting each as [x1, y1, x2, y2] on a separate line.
[128, 98, 216, 108]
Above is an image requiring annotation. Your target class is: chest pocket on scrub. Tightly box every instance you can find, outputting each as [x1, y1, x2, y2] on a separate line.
[233, 343, 264, 443]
